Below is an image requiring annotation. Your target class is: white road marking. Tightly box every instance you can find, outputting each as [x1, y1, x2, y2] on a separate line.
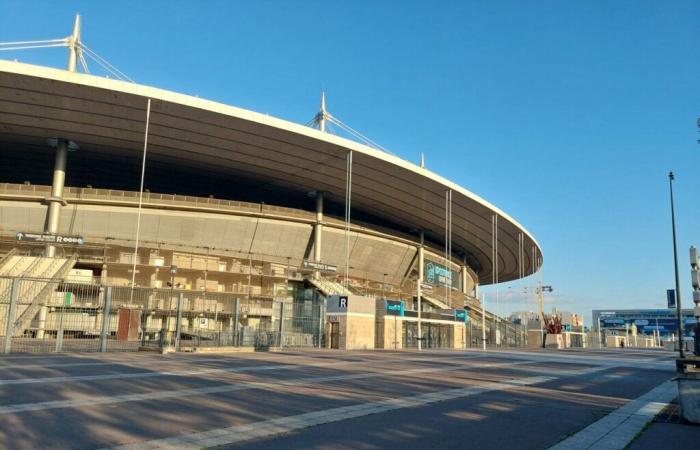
[547, 379, 677, 450]
[103, 375, 559, 450]
[0, 353, 488, 385]
[0, 360, 537, 414]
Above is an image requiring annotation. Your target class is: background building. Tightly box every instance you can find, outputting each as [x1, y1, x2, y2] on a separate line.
[593, 308, 696, 338]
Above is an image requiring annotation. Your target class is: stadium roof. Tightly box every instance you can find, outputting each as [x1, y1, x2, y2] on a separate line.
[0, 60, 542, 284]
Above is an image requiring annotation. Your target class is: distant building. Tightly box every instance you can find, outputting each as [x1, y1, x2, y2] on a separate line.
[592, 308, 696, 337]
[510, 309, 584, 332]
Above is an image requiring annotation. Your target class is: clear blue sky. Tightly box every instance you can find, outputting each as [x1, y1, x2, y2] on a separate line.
[2, 1, 699, 324]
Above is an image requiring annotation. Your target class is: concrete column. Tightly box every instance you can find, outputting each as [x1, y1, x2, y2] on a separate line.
[461, 264, 468, 295]
[37, 306, 48, 339]
[44, 139, 68, 257]
[313, 192, 324, 279]
[417, 231, 424, 351]
[99, 286, 113, 352]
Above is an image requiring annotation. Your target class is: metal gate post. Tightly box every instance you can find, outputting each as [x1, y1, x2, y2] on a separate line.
[279, 302, 285, 348]
[233, 298, 240, 347]
[174, 292, 184, 351]
[317, 301, 324, 348]
[55, 306, 65, 353]
[99, 286, 113, 352]
[3, 278, 19, 354]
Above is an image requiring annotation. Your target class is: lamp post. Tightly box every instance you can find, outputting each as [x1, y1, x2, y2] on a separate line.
[668, 172, 684, 358]
[537, 283, 553, 348]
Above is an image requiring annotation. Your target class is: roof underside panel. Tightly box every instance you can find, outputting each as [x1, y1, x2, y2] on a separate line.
[0, 61, 542, 284]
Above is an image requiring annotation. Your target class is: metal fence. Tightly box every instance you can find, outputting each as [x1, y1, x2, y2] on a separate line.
[0, 276, 325, 354]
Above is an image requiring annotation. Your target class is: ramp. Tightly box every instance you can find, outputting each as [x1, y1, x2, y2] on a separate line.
[306, 277, 351, 297]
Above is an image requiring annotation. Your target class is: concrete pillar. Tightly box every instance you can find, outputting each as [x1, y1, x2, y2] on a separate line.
[417, 231, 424, 351]
[37, 306, 48, 339]
[44, 139, 68, 257]
[99, 286, 113, 352]
[313, 192, 324, 279]
[461, 264, 468, 295]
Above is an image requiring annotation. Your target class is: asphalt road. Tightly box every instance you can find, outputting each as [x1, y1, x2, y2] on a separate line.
[0, 347, 676, 449]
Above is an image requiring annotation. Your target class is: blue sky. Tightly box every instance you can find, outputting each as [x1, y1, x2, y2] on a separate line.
[1, 1, 699, 324]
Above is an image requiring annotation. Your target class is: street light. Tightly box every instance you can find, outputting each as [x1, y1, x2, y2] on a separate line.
[668, 172, 684, 358]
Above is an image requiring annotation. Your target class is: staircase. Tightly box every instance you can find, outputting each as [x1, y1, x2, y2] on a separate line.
[0, 254, 78, 336]
[306, 276, 352, 297]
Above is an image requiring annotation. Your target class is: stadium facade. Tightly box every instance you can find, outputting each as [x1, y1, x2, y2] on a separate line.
[0, 38, 542, 352]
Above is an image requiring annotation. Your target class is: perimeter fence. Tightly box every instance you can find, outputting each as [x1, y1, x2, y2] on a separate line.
[0, 276, 325, 354]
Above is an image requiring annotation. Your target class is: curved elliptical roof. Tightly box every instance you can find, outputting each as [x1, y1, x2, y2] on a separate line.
[0, 59, 542, 284]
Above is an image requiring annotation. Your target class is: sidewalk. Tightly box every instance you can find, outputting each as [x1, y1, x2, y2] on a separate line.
[628, 398, 700, 449]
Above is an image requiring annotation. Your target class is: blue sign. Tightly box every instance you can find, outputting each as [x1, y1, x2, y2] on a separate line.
[386, 300, 404, 316]
[425, 261, 456, 288]
[667, 289, 676, 309]
[455, 309, 468, 322]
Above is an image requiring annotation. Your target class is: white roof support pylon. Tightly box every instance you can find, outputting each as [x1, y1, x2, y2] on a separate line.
[313, 91, 328, 133]
[67, 13, 81, 72]
[0, 13, 130, 81]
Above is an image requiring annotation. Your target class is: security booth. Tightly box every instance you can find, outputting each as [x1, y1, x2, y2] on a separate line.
[326, 295, 376, 350]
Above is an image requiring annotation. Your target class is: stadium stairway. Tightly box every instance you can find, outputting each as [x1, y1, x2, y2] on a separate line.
[305, 276, 352, 297]
[0, 253, 78, 336]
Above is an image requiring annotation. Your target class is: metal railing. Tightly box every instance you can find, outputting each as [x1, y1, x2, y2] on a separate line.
[0, 275, 326, 354]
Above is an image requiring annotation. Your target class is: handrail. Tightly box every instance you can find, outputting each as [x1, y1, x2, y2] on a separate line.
[0, 248, 19, 273]
[12, 254, 78, 335]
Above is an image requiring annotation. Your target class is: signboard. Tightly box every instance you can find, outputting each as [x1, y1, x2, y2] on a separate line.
[455, 309, 468, 322]
[338, 296, 348, 309]
[667, 289, 676, 309]
[64, 292, 73, 306]
[424, 261, 457, 289]
[16, 232, 84, 245]
[386, 300, 404, 316]
[419, 283, 433, 291]
[302, 260, 337, 273]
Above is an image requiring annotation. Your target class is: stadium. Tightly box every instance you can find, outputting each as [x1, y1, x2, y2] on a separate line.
[0, 19, 542, 353]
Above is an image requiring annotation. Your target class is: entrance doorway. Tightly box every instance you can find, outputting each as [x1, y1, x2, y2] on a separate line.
[330, 322, 340, 349]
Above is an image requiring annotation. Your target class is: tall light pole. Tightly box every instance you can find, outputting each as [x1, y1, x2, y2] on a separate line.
[668, 172, 684, 358]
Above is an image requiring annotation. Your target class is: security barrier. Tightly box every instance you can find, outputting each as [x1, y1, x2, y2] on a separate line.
[0, 276, 324, 354]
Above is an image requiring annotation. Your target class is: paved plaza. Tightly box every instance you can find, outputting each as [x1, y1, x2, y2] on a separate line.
[0, 348, 682, 449]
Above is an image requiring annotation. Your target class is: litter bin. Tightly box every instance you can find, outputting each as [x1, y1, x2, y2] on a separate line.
[676, 358, 700, 424]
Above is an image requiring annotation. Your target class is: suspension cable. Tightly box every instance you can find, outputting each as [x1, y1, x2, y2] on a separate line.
[81, 43, 133, 82]
[129, 98, 152, 302]
[0, 38, 67, 46]
[0, 43, 67, 51]
[344, 150, 353, 288]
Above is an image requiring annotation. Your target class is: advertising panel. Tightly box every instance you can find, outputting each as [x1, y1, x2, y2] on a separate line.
[424, 260, 458, 289]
